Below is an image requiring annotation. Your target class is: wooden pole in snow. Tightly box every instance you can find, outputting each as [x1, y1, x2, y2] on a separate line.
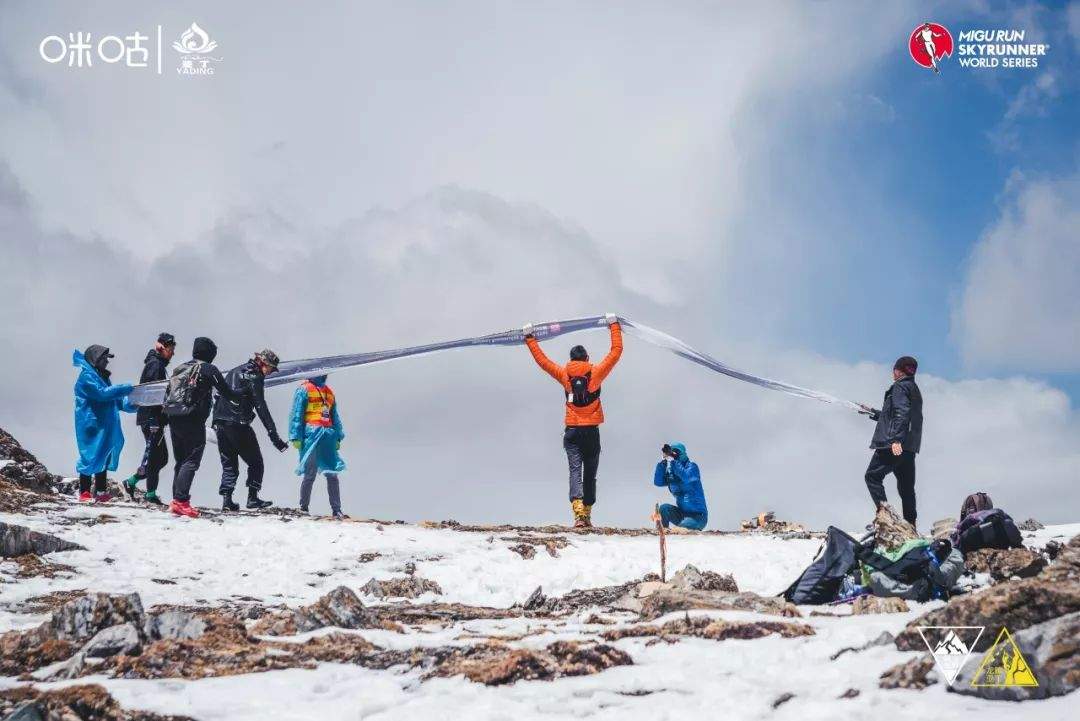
[655, 503, 667, 583]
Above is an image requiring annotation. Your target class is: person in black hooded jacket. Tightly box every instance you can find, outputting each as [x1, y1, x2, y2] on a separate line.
[860, 356, 923, 527]
[167, 336, 233, 518]
[212, 349, 288, 511]
[123, 332, 176, 505]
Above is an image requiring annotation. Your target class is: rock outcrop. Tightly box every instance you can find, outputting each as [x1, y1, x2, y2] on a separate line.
[252, 586, 392, 636]
[0, 521, 84, 557]
[871, 503, 920, 552]
[964, 547, 1047, 581]
[879, 656, 937, 689]
[0, 683, 192, 721]
[851, 596, 909, 615]
[426, 640, 631, 685]
[639, 590, 801, 620]
[359, 575, 443, 599]
[0, 426, 62, 493]
[602, 615, 814, 642]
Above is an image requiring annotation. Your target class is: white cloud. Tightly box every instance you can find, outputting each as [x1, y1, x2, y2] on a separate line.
[953, 170, 1080, 372]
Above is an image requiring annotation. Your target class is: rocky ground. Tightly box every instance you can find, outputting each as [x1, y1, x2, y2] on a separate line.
[1, 429, 1078, 720]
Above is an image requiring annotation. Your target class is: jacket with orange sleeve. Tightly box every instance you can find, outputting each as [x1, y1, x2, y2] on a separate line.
[525, 322, 623, 426]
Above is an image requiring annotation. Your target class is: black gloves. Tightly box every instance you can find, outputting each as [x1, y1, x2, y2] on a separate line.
[270, 434, 288, 452]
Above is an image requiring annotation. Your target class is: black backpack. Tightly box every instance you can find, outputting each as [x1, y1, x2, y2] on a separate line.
[958, 509, 1023, 554]
[567, 372, 601, 407]
[960, 492, 994, 520]
[163, 360, 205, 418]
[783, 527, 863, 605]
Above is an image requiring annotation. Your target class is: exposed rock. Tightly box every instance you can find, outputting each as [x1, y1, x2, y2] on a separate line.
[879, 656, 938, 689]
[602, 615, 814, 642]
[0, 683, 192, 721]
[17, 590, 88, 614]
[542, 577, 655, 613]
[950, 611, 1080, 700]
[739, 511, 808, 536]
[965, 547, 1047, 582]
[839, 688, 860, 699]
[1018, 518, 1045, 531]
[82, 622, 141, 658]
[1044, 539, 1064, 561]
[639, 589, 802, 620]
[501, 534, 569, 558]
[0, 427, 63, 493]
[830, 631, 896, 661]
[851, 596, 909, 615]
[896, 533, 1080, 653]
[669, 564, 739, 593]
[871, 503, 920, 552]
[508, 543, 536, 559]
[357, 552, 382, 563]
[49, 593, 146, 643]
[523, 586, 546, 610]
[8, 554, 76, 579]
[772, 692, 795, 708]
[427, 640, 631, 685]
[368, 602, 521, 626]
[0, 522, 84, 557]
[931, 518, 957, 540]
[252, 586, 390, 636]
[359, 575, 443, 599]
[146, 610, 207, 641]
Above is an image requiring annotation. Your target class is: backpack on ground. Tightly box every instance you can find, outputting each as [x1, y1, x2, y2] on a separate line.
[959, 492, 993, 521]
[958, 508, 1022, 554]
[163, 360, 205, 418]
[567, 372, 600, 407]
[783, 526, 863, 605]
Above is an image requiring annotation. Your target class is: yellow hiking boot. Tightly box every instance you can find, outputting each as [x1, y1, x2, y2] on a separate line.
[571, 499, 590, 528]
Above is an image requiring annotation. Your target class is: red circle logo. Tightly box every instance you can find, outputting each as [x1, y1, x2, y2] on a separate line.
[909, 22, 953, 72]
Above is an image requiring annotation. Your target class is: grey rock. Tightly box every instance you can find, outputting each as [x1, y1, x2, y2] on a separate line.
[5, 700, 46, 721]
[523, 586, 546, 610]
[48, 592, 147, 643]
[0, 426, 63, 492]
[670, 564, 739, 593]
[293, 586, 380, 632]
[0, 521, 84, 557]
[81, 622, 141, 658]
[147, 610, 207, 640]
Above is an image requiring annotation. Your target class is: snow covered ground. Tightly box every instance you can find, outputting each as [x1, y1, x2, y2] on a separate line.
[2, 500, 1077, 721]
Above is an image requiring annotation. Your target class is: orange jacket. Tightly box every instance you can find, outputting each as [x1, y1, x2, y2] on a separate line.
[526, 322, 623, 426]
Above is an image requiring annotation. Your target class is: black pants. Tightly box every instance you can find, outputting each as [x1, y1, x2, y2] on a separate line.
[216, 423, 264, 495]
[79, 471, 107, 494]
[170, 417, 207, 503]
[136, 424, 169, 493]
[865, 449, 917, 525]
[563, 426, 601, 506]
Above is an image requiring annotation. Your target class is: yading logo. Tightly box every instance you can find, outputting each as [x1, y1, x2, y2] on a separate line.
[917, 626, 983, 686]
[970, 627, 1039, 688]
[172, 22, 222, 76]
[909, 22, 953, 74]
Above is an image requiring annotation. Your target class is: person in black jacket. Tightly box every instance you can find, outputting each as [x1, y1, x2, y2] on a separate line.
[167, 336, 234, 518]
[123, 333, 176, 505]
[213, 349, 288, 511]
[860, 356, 923, 527]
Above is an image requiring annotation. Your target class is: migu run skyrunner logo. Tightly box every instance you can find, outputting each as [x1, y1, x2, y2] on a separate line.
[908, 21, 1049, 74]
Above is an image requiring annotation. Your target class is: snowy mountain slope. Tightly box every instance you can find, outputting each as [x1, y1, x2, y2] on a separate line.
[1, 499, 1077, 721]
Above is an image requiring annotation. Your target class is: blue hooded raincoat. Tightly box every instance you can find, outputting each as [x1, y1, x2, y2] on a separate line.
[653, 442, 708, 523]
[288, 378, 346, 475]
[72, 349, 135, 475]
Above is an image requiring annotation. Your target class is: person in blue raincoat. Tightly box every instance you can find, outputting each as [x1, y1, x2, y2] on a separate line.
[650, 442, 708, 532]
[73, 345, 136, 502]
[289, 375, 347, 518]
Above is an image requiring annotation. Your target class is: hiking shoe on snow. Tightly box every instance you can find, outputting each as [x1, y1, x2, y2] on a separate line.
[246, 495, 273, 510]
[123, 475, 140, 500]
[332, 510, 348, 520]
[78, 491, 93, 502]
[94, 492, 113, 503]
[170, 500, 199, 518]
[144, 491, 164, 506]
[299, 505, 309, 514]
[573, 517, 590, 529]
[221, 495, 240, 512]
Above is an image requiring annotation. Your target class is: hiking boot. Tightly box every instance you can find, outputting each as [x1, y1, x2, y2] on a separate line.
[94, 492, 113, 503]
[170, 500, 199, 518]
[246, 493, 273, 510]
[299, 505, 309, 514]
[573, 517, 590, 528]
[570, 499, 589, 528]
[78, 491, 93, 502]
[332, 510, 348, 520]
[123, 475, 140, 500]
[221, 494, 240, 512]
[143, 491, 164, 506]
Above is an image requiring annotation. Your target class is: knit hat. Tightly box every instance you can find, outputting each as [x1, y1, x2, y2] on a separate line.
[893, 356, 918, 375]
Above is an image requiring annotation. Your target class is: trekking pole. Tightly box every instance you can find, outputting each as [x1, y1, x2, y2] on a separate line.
[655, 503, 667, 583]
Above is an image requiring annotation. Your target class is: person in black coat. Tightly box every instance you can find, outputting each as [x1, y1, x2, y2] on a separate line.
[123, 332, 176, 505]
[860, 356, 923, 527]
[212, 349, 288, 511]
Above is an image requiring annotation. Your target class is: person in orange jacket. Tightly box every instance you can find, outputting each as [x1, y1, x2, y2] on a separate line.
[522, 314, 623, 527]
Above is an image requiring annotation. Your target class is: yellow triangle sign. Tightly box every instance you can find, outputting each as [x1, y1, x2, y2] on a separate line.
[970, 627, 1039, 687]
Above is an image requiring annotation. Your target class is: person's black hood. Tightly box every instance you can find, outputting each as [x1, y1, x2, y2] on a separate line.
[84, 344, 111, 370]
[192, 337, 218, 363]
[145, 348, 167, 365]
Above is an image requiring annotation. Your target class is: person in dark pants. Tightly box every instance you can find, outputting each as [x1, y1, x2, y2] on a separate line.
[165, 337, 234, 518]
[860, 356, 923, 527]
[123, 332, 176, 505]
[213, 349, 289, 511]
[523, 315, 623, 528]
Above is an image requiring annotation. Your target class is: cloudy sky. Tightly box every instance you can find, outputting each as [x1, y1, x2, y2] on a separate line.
[1, 1, 1077, 529]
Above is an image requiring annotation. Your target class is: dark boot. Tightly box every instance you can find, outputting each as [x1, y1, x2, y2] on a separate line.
[221, 493, 240, 512]
[246, 491, 272, 510]
[123, 474, 140, 500]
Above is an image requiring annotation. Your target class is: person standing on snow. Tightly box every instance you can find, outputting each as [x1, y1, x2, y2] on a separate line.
[288, 375, 347, 519]
[522, 314, 622, 528]
[859, 356, 923, 528]
[650, 442, 708, 532]
[123, 332, 176, 505]
[164, 336, 235, 518]
[72, 345, 136, 502]
[213, 349, 289, 511]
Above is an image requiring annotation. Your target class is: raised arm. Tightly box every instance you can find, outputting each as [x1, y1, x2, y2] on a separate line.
[653, 461, 670, 487]
[590, 322, 623, 385]
[525, 335, 568, 386]
[77, 371, 133, 402]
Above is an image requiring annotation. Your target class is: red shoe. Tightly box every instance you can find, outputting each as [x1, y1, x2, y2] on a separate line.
[78, 491, 93, 502]
[94, 492, 113, 503]
[169, 499, 200, 518]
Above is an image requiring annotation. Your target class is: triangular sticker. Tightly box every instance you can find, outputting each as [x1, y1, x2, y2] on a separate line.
[970, 627, 1039, 687]
[916, 626, 984, 686]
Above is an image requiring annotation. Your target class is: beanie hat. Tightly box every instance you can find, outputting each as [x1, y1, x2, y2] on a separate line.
[894, 356, 918, 375]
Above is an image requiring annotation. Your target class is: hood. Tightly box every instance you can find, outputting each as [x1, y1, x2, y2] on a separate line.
[144, 348, 169, 365]
[192, 337, 218, 363]
[308, 375, 328, 386]
[564, 360, 593, 378]
[84, 344, 111, 370]
[668, 442, 689, 462]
